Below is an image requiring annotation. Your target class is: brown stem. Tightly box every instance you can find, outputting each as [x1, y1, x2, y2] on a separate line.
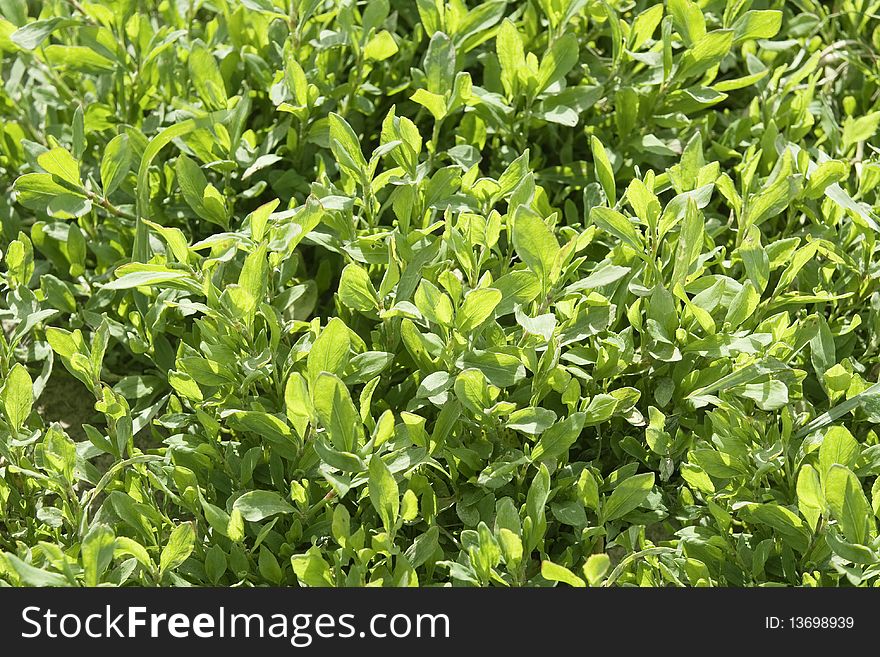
[64, 0, 97, 25]
[85, 190, 137, 221]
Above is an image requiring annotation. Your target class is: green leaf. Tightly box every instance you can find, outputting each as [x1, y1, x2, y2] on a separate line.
[226, 410, 293, 444]
[456, 288, 502, 333]
[415, 279, 454, 326]
[668, 0, 705, 47]
[458, 350, 526, 388]
[175, 153, 228, 228]
[629, 5, 664, 51]
[312, 373, 361, 452]
[159, 523, 196, 575]
[804, 160, 847, 199]
[104, 264, 197, 291]
[797, 464, 824, 532]
[188, 43, 227, 110]
[514, 305, 556, 340]
[670, 199, 704, 287]
[235, 243, 268, 321]
[81, 524, 116, 587]
[368, 455, 399, 533]
[1, 554, 69, 586]
[742, 504, 811, 553]
[233, 490, 296, 522]
[531, 412, 586, 462]
[338, 263, 379, 312]
[677, 30, 733, 81]
[737, 380, 789, 411]
[731, 10, 782, 45]
[423, 31, 456, 96]
[525, 463, 551, 552]
[454, 368, 491, 414]
[602, 473, 654, 522]
[2, 363, 32, 432]
[583, 553, 611, 586]
[537, 32, 578, 94]
[824, 465, 871, 545]
[291, 547, 334, 587]
[258, 546, 283, 583]
[411, 89, 447, 121]
[37, 146, 81, 186]
[364, 30, 398, 61]
[506, 407, 557, 435]
[512, 208, 560, 291]
[541, 560, 585, 587]
[329, 113, 369, 180]
[590, 136, 616, 206]
[11, 17, 77, 50]
[819, 426, 860, 480]
[101, 134, 132, 196]
[583, 394, 618, 425]
[13, 173, 90, 218]
[842, 112, 880, 151]
[307, 318, 351, 384]
[45, 44, 115, 72]
[406, 525, 440, 569]
[590, 206, 643, 252]
[496, 18, 525, 97]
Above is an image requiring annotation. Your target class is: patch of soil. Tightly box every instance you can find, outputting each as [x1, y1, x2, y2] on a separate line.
[36, 367, 97, 441]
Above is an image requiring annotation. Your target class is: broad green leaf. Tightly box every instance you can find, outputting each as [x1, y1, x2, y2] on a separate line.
[668, 0, 705, 46]
[13, 173, 90, 218]
[291, 548, 334, 587]
[590, 207, 643, 252]
[825, 465, 871, 545]
[2, 363, 32, 432]
[590, 136, 616, 206]
[233, 490, 296, 522]
[842, 111, 880, 151]
[37, 146, 81, 186]
[188, 43, 227, 110]
[797, 464, 824, 532]
[583, 553, 611, 586]
[307, 318, 351, 383]
[81, 524, 116, 586]
[456, 288, 502, 333]
[159, 523, 196, 575]
[531, 412, 586, 462]
[368, 455, 399, 533]
[329, 113, 369, 179]
[602, 473, 654, 522]
[819, 426, 860, 480]
[512, 208, 560, 291]
[742, 504, 811, 553]
[101, 134, 132, 196]
[731, 10, 782, 45]
[506, 407, 557, 435]
[537, 32, 578, 94]
[11, 17, 77, 50]
[415, 279, 454, 326]
[496, 19, 525, 96]
[424, 31, 456, 96]
[364, 30, 398, 61]
[541, 560, 585, 587]
[339, 263, 379, 312]
[677, 30, 733, 81]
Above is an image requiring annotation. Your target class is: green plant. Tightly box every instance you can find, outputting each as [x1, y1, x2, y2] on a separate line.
[1, 0, 880, 587]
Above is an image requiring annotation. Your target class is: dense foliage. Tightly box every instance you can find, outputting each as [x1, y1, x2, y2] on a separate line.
[1, 0, 880, 587]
